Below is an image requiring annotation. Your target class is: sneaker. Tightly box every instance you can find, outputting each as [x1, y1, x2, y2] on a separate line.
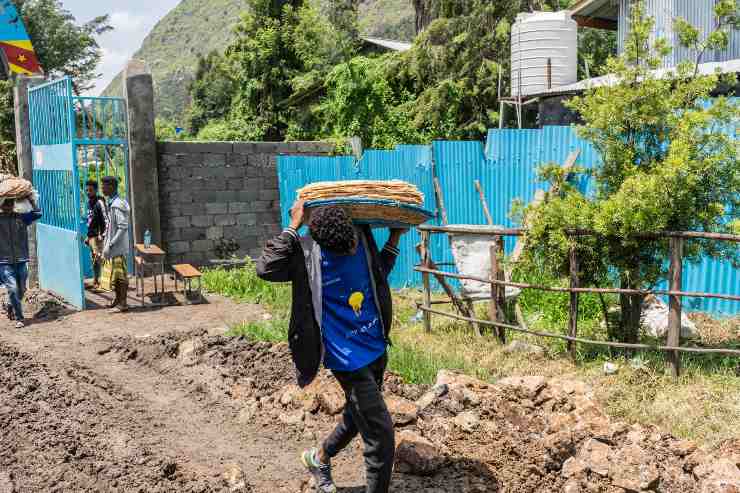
[301, 448, 337, 493]
[15, 320, 24, 329]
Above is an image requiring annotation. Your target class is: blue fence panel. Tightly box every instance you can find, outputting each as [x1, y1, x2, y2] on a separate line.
[277, 146, 435, 289]
[277, 155, 356, 227]
[682, 257, 740, 317]
[29, 79, 72, 146]
[276, 125, 740, 316]
[29, 79, 85, 309]
[358, 146, 436, 288]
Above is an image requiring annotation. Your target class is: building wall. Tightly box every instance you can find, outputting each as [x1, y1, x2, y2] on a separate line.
[156, 141, 334, 265]
[618, 0, 740, 67]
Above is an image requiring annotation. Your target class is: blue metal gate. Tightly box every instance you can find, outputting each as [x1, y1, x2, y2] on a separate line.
[29, 77, 130, 310]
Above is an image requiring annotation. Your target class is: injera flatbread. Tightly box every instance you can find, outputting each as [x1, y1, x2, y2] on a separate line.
[297, 180, 424, 205]
[0, 177, 33, 199]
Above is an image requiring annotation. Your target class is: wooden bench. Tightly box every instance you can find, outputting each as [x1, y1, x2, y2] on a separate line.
[172, 264, 203, 303]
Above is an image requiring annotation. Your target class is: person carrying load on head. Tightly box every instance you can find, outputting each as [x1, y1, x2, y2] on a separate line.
[0, 194, 42, 328]
[256, 200, 407, 493]
[100, 176, 131, 313]
[85, 180, 108, 292]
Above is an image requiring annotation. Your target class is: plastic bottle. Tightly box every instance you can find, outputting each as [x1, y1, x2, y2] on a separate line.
[144, 229, 151, 249]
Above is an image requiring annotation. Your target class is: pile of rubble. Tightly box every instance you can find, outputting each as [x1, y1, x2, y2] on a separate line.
[252, 362, 738, 492]
[103, 332, 738, 492]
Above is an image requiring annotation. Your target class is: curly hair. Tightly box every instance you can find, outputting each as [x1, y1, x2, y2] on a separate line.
[308, 206, 357, 254]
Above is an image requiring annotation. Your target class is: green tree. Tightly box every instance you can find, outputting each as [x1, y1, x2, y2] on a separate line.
[16, 0, 112, 92]
[192, 0, 617, 144]
[224, 0, 306, 141]
[0, 80, 16, 173]
[394, 0, 607, 139]
[319, 54, 424, 148]
[186, 51, 235, 136]
[578, 28, 617, 79]
[155, 118, 189, 141]
[0, 1, 110, 173]
[519, 1, 740, 344]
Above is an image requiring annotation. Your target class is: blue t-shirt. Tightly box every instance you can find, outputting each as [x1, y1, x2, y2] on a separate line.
[320, 239, 386, 372]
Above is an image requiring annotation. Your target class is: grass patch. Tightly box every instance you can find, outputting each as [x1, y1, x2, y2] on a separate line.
[203, 259, 291, 313]
[228, 319, 290, 343]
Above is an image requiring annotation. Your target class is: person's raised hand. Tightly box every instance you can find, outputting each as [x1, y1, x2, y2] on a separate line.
[388, 227, 409, 247]
[289, 200, 306, 229]
[390, 227, 409, 236]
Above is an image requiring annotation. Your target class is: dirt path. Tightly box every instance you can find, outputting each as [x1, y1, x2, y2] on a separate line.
[1, 290, 736, 492]
[0, 293, 354, 492]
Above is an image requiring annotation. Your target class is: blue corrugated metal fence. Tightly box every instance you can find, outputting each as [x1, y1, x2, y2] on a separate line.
[276, 126, 740, 316]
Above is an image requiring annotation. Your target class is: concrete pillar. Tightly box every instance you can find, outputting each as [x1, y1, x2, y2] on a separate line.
[14, 74, 44, 285]
[123, 60, 161, 246]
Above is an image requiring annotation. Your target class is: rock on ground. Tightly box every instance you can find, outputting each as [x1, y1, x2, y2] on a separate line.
[385, 395, 419, 426]
[394, 430, 446, 476]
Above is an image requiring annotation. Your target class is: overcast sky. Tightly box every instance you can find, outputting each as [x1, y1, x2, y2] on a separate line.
[62, 0, 182, 94]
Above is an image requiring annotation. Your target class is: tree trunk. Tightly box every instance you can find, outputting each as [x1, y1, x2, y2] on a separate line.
[413, 0, 435, 34]
[617, 274, 644, 349]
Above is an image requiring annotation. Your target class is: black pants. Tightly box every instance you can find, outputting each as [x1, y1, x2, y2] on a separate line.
[323, 353, 395, 493]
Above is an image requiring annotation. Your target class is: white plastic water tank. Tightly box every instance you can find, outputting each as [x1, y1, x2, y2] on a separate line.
[511, 11, 578, 97]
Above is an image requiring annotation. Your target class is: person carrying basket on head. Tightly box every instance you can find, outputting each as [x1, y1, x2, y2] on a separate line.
[256, 200, 407, 493]
[0, 193, 42, 328]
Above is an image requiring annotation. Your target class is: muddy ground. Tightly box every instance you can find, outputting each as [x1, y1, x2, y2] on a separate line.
[0, 290, 738, 492]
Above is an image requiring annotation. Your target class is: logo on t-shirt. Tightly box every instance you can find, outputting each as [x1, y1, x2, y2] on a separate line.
[348, 291, 364, 317]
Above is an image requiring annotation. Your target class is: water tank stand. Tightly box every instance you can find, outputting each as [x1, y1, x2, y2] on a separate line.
[498, 95, 540, 129]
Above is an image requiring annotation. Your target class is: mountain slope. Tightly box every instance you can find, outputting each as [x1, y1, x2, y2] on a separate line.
[103, 0, 414, 121]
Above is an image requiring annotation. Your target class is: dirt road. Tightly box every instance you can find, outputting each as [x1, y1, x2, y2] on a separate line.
[0, 291, 736, 492]
[0, 293, 465, 492]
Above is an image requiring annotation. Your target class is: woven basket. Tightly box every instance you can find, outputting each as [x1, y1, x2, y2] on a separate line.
[0, 177, 33, 199]
[299, 180, 432, 227]
[305, 198, 434, 228]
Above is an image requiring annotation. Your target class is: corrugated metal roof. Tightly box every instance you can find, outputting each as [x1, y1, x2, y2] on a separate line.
[527, 58, 740, 97]
[571, 0, 618, 20]
[360, 37, 412, 52]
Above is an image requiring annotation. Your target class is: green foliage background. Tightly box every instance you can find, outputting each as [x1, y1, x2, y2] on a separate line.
[182, 0, 617, 145]
[102, 0, 414, 121]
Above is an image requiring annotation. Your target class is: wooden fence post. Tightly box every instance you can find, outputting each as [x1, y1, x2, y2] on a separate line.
[490, 237, 506, 344]
[668, 237, 684, 377]
[568, 246, 579, 361]
[421, 231, 432, 333]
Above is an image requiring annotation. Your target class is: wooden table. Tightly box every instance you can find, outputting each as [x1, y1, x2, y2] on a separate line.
[134, 243, 167, 306]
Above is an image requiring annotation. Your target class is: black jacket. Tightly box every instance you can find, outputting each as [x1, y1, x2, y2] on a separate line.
[256, 225, 400, 387]
[0, 211, 42, 264]
[86, 195, 107, 238]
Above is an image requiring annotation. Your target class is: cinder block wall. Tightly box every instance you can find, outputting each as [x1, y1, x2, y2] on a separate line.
[156, 141, 334, 265]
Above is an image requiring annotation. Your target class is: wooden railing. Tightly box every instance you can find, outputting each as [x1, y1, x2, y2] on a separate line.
[416, 225, 740, 377]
